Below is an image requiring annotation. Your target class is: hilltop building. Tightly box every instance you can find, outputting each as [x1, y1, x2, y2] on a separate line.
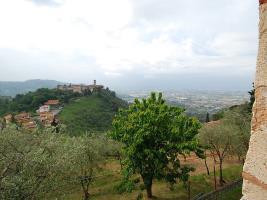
[57, 80, 104, 94]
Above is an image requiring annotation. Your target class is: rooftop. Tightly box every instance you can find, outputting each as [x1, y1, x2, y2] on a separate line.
[44, 100, 60, 105]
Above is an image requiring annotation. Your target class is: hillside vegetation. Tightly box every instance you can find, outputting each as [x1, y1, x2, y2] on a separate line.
[59, 90, 128, 135]
[0, 87, 128, 135]
[0, 92, 246, 200]
[0, 88, 82, 115]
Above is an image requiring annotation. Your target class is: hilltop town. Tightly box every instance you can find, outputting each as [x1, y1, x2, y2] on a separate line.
[57, 80, 104, 94]
[1, 80, 105, 130]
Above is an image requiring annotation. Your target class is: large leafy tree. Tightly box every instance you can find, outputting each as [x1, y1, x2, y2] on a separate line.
[110, 92, 203, 199]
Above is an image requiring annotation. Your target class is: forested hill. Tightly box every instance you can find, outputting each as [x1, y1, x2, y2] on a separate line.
[0, 87, 128, 135]
[0, 88, 82, 115]
[59, 90, 127, 135]
[0, 79, 61, 97]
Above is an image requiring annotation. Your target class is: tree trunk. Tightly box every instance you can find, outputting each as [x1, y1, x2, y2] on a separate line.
[204, 151, 210, 175]
[210, 150, 217, 164]
[213, 165, 217, 190]
[83, 191, 89, 200]
[81, 179, 90, 200]
[242, 1, 267, 199]
[204, 157, 210, 175]
[146, 184, 152, 199]
[187, 180, 191, 200]
[219, 158, 225, 186]
[142, 175, 153, 199]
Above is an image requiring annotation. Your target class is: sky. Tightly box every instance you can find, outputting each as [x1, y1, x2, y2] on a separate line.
[0, 0, 259, 91]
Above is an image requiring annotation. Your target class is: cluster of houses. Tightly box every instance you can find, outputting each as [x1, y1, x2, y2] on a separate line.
[3, 99, 61, 130]
[37, 99, 61, 126]
[1, 80, 104, 131]
[4, 112, 36, 130]
[57, 80, 104, 93]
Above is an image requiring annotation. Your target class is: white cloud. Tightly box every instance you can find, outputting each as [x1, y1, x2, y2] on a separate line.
[0, 0, 258, 90]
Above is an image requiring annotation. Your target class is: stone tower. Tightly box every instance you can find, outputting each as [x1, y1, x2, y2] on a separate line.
[242, 0, 267, 199]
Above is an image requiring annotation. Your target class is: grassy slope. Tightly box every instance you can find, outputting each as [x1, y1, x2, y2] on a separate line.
[63, 162, 242, 200]
[59, 92, 127, 135]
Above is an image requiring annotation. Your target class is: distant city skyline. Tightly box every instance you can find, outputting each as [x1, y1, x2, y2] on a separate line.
[0, 0, 257, 91]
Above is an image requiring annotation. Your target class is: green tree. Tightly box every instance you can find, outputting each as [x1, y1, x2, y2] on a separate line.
[198, 122, 237, 186]
[248, 83, 255, 112]
[0, 128, 71, 199]
[110, 92, 203, 199]
[0, 127, 115, 200]
[205, 112, 210, 123]
[212, 110, 225, 121]
[66, 134, 109, 200]
[223, 104, 251, 161]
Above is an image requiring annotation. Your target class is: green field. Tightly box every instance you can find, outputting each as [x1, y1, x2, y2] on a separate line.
[59, 92, 127, 135]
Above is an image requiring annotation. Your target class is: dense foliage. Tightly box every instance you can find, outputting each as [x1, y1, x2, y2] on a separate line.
[0, 126, 118, 200]
[199, 103, 251, 186]
[223, 104, 251, 159]
[110, 92, 204, 198]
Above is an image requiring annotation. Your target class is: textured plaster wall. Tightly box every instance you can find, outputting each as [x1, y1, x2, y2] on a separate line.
[242, 3, 267, 200]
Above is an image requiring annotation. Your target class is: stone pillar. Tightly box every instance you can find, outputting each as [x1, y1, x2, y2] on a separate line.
[242, 1, 267, 199]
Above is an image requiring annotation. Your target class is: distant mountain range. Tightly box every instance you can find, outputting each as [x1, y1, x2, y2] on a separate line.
[0, 79, 62, 97]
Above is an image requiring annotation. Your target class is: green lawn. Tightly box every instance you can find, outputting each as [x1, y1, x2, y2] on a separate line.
[60, 162, 242, 200]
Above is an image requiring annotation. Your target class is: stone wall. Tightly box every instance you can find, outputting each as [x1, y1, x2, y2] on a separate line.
[241, 2, 267, 200]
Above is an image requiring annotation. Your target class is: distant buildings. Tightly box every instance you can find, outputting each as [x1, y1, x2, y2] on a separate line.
[1, 98, 62, 130]
[13, 112, 36, 130]
[37, 99, 61, 126]
[39, 112, 55, 126]
[57, 80, 104, 93]
[44, 100, 60, 106]
[37, 105, 50, 113]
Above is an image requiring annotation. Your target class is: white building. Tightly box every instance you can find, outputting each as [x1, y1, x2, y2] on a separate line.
[37, 105, 50, 113]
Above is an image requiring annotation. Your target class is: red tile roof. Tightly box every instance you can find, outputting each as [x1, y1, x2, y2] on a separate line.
[44, 100, 59, 105]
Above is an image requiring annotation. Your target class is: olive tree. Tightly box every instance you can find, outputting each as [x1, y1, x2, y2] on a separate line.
[66, 134, 109, 200]
[198, 122, 237, 186]
[110, 92, 203, 199]
[223, 105, 251, 161]
[0, 127, 72, 199]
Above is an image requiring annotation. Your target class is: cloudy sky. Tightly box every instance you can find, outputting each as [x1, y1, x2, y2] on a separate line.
[0, 0, 258, 91]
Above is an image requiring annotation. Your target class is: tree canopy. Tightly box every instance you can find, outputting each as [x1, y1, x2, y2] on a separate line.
[110, 92, 204, 198]
[0, 126, 118, 200]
